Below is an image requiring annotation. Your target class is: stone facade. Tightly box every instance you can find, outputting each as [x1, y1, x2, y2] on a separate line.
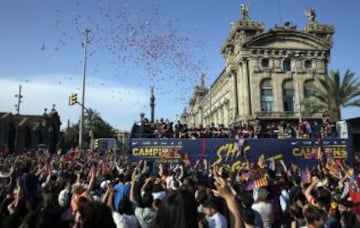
[0, 107, 61, 153]
[182, 7, 334, 128]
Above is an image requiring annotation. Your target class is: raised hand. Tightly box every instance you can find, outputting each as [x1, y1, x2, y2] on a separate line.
[212, 176, 234, 200]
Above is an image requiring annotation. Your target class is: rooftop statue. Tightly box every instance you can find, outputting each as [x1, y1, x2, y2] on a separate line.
[240, 3, 250, 21]
[199, 73, 205, 88]
[305, 8, 317, 24]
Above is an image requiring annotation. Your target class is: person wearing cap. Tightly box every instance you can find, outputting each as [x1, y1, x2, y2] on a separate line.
[204, 197, 227, 228]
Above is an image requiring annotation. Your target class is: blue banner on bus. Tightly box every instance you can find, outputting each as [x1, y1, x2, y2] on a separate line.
[129, 138, 352, 170]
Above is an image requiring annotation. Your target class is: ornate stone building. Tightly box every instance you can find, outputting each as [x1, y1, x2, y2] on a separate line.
[181, 7, 334, 128]
[0, 106, 61, 153]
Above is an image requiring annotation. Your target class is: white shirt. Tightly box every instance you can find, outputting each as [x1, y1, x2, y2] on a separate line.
[209, 212, 227, 228]
[166, 176, 175, 190]
[152, 191, 166, 201]
[58, 188, 73, 221]
[58, 188, 71, 207]
[113, 212, 139, 228]
[252, 202, 272, 228]
[279, 189, 289, 213]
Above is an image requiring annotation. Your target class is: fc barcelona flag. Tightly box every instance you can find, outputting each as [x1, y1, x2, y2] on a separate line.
[254, 176, 268, 188]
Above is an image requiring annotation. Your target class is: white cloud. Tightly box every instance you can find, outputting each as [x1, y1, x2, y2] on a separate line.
[0, 74, 148, 131]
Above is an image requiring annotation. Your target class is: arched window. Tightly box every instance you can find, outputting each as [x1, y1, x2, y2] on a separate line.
[261, 58, 269, 68]
[283, 80, 294, 111]
[304, 59, 312, 69]
[261, 79, 273, 112]
[283, 58, 291, 71]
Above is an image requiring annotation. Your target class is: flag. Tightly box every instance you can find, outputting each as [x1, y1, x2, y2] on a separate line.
[254, 176, 268, 188]
[301, 166, 311, 184]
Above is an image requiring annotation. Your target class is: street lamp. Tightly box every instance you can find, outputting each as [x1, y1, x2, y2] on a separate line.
[14, 85, 23, 115]
[79, 29, 91, 148]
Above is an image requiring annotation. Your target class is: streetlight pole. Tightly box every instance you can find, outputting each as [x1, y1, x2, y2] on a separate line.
[14, 85, 23, 115]
[79, 29, 91, 148]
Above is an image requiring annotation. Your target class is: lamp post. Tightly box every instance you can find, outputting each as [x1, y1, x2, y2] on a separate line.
[14, 85, 23, 115]
[79, 29, 91, 148]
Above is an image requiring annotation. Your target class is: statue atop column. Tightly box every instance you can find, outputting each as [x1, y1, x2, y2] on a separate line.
[150, 86, 155, 123]
[150, 86, 154, 98]
[240, 3, 250, 21]
[305, 8, 316, 24]
[199, 73, 206, 88]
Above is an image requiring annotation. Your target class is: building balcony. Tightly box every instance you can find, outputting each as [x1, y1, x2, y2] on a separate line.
[254, 111, 323, 119]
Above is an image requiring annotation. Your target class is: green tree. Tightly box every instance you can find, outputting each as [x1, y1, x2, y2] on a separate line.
[84, 108, 100, 138]
[305, 69, 360, 121]
[63, 109, 117, 149]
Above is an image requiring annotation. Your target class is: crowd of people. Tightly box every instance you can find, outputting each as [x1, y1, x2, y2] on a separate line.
[141, 111, 337, 140]
[0, 144, 360, 228]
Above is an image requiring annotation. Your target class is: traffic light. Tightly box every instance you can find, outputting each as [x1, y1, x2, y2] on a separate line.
[94, 139, 98, 149]
[69, 93, 77, 105]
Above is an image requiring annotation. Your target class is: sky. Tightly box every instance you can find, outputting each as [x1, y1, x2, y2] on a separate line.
[0, 0, 359, 131]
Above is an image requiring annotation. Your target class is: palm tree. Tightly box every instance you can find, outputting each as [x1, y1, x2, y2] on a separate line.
[82, 108, 100, 149]
[306, 69, 360, 121]
[84, 108, 101, 133]
[84, 109, 116, 138]
[63, 109, 116, 150]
